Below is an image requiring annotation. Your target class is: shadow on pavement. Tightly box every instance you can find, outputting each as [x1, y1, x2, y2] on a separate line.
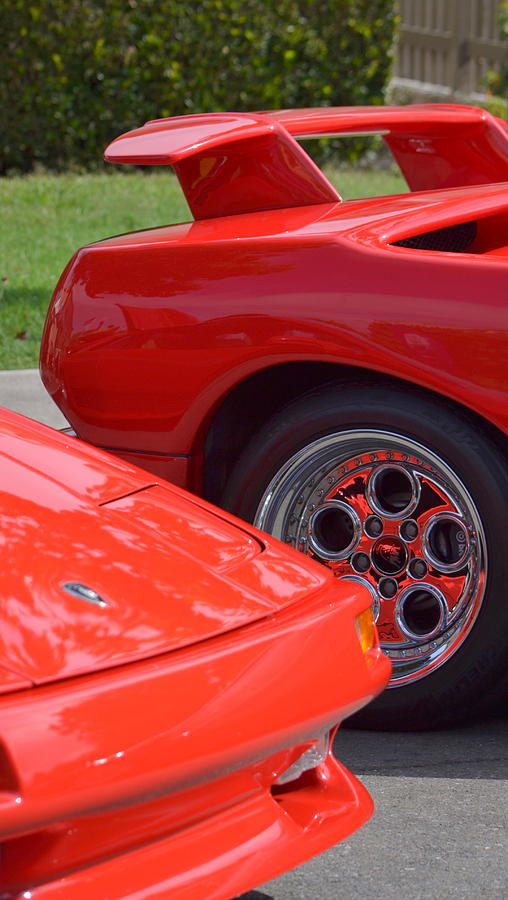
[235, 892, 274, 899]
[334, 713, 508, 779]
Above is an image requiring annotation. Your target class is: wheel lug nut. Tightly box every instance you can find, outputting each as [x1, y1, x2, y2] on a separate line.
[378, 577, 398, 599]
[408, 557, 428, 579]
[351, 551, 370, 574]
[400, 519, 419, 542]
[365, 515, 383, 538]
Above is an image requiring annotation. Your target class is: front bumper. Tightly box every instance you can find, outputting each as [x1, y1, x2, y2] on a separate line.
[1, 584, 390, 899]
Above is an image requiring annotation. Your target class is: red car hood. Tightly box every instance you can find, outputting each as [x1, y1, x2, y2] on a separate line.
[0, 410, 327, 685]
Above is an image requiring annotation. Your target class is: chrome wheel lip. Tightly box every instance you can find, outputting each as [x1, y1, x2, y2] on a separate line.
[254, 428, 487, 690]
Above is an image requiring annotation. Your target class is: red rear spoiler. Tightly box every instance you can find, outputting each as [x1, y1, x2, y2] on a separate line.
[105, 105, 508, 220]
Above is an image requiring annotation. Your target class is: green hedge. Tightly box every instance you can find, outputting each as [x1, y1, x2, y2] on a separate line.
[482, 1, 508, 115]
[1, 0, 397, 173]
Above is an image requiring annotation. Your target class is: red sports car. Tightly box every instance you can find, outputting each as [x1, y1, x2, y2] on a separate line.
[41, 104, 508, 730]
[0, 407, 389, 899]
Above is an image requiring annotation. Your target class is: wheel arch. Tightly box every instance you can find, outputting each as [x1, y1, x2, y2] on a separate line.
[201, 361, 508, 505]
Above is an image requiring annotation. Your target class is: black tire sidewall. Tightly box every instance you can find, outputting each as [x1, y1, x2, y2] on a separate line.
[223, 382, 508, 729]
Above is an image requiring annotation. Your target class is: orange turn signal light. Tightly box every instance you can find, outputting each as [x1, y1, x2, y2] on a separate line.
[355, 608, 376, 654]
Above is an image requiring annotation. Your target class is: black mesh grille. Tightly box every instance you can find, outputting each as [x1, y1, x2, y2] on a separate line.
[393, 221, 477, 253]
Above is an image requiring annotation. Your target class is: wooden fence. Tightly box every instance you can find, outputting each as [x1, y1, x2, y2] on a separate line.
[393, 0, 508, 96]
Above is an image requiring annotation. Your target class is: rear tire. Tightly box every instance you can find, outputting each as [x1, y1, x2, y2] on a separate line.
[222, 381, 508, 730]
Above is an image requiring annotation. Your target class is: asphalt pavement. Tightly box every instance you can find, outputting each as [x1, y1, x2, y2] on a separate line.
[2, 369, 508, 900]
[254, 719, 508, 900]
[0, 368, 67, 428]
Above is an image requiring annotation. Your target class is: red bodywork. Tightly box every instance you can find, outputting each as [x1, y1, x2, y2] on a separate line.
[41, 105, 508, 495]
[0, 408, 389, 898]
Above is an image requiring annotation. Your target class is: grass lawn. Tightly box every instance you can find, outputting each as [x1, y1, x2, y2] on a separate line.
[0, 166, 407, 369]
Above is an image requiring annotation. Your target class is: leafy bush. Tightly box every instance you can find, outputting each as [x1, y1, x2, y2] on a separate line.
[1, 0, 396, 172]
[479, 2, 508, 118]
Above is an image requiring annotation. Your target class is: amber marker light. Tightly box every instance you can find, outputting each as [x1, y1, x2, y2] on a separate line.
[355, 608, 376, 654]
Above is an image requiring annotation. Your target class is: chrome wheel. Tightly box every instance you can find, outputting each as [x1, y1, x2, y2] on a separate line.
[254, 430, 487, 687]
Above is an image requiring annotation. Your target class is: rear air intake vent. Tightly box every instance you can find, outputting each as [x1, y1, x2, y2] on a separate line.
[393, 221, 477, 253]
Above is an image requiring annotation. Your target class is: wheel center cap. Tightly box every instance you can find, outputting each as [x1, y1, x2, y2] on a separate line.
[372, 536, 407, 575]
